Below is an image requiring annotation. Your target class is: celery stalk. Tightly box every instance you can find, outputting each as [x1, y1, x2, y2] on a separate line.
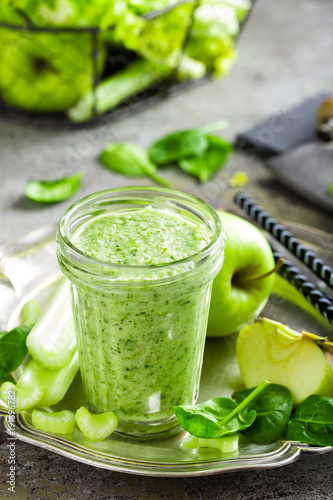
[1, 382, 45, 411]
[182, 433, 239, 453]
[26, 281, 76, 370]
[75, 407, 118, 441]
[68, 59, 170, 123]
[32, 409, 76, 435]
[17, 351, 79, 408]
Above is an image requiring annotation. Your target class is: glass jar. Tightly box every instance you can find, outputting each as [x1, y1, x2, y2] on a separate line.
[56, 187, 225, 439]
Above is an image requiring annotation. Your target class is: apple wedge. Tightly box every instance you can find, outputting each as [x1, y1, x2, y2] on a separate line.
[236, 317, 333, 405]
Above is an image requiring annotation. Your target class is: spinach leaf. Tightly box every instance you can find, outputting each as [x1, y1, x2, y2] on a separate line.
[149, 120, 228, 165]
[174, 380, 269, 439]
[0, 325, 31, 379]
[100, 142, 170, 187]
[232, 384, 293, 443]
[24, 172, 83, 203]
[179, 135, 232, 183]
[286, 395, 333, 447]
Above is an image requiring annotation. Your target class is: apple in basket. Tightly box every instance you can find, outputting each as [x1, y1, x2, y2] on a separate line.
[0, 29, 106, 113]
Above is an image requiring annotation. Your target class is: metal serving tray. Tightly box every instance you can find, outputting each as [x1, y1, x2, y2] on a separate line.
[0, 222, 332, 477]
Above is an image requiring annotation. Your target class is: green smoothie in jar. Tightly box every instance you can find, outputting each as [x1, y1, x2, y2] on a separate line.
[57, 187, 225, 439]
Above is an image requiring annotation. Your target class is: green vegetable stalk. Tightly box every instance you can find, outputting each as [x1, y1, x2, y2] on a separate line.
[182, 433, 239, 453]
[75, 407, 118, 441]
[32, 409, 76, 435]
[1, 351, 79, 411]
[68, 59, 171, 123]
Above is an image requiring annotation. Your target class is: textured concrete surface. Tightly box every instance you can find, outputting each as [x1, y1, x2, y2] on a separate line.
[1, 0, 333, 498]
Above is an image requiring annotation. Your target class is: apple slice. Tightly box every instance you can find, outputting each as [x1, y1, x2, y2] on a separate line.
[236, 317, 333, 405]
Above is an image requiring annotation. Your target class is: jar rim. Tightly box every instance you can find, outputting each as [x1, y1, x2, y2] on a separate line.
[56, 187, 224, 282]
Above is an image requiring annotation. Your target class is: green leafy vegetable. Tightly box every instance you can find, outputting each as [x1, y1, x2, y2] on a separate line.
[116, 2, 194, 67]
[32, 409, 76, 435]
[0, 326, 31, 379]
[179, 135, 232, 182]
[184, 3, 239, 77]
[2, 0, 116, 29]
[232, 384, 293, 443]
[286, 395, 333, 447]
[149, 120, 228, 165]
[75, 406, 118, 441]
[24, 172, 83, 204]
[20, 300, 41, 327]
[100, 142, 170, 187]
[174, 380, 269, 438]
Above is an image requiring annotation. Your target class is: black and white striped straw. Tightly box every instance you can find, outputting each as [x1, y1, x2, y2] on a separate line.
[271, 248, 333, 327]
[234, 192, 333, 290]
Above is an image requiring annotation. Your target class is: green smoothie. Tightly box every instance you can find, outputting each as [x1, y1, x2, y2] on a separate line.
[57, 189, 224, 438]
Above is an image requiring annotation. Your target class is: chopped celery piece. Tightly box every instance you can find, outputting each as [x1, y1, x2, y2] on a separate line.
[26, 281, 76, 369]
[17, 351, 79, 408]
[20, 300, 41, 327]
[182, 434, 239, 453]
[68, 59, 170, 123]
[1, 381, 45, 411]
[32, 409, 76, 435]
[75, 407, 118, 441]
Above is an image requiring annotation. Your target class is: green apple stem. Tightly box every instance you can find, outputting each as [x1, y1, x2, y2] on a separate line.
[301, 331, 333, 352]
[234, 258, 285, 284]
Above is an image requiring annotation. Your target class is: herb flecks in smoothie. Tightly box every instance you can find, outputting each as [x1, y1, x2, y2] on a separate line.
[69, 205, 214, 434]
[73, 206, 211, 266]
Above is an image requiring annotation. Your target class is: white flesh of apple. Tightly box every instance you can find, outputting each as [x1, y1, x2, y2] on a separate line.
[236, 317, 333, 405]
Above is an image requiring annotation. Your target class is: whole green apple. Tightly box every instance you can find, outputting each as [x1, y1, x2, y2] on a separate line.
[207, 211, 275, 337]
[0, 29, 105, 112]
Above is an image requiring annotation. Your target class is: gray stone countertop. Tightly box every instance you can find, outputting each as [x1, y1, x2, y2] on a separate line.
[1, 0, 333, 498]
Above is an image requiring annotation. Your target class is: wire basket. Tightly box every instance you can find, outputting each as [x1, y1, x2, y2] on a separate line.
[0, 1, 253, 127]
